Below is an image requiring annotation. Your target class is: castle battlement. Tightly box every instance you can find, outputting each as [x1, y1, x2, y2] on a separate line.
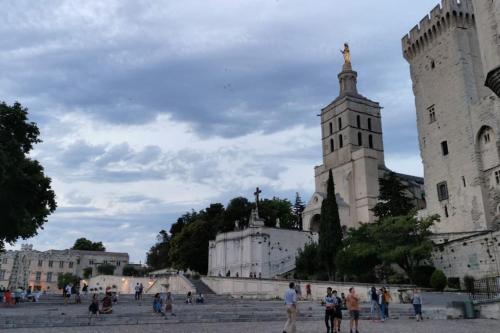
[402, 0, 475, 61]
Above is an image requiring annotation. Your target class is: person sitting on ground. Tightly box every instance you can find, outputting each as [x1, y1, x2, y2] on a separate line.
[196, 293, 204, 304]
[185, 291, 193, 304]
[88, 294, 99, 325]
[153, 293, 164, 315]
[100, 292, 113, 314]
[4, 289, 13, 306]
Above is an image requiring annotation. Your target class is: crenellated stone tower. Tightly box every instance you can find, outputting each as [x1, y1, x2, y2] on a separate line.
[402, 0, 500, 237]
[303, 47, 388, 232]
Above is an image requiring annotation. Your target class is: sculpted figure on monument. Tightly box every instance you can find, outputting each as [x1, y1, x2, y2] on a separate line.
[341, 43, 351, 64]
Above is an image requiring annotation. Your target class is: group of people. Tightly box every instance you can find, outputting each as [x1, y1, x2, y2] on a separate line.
[283, 283, 424, 333]
[87, 292, 115, 324]
[152, 292, 176, 317]
[134, 283, 144, 300]
[0, 286, 42, 305]
[368, 286, 392, 322]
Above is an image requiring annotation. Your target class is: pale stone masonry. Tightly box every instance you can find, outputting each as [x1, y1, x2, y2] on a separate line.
[0, 244, 129, 292]
[472, 0, 500, 97]
[403, 0, 500, 280]
[402, 0, 500, 236]
[303, 50, 425, 234]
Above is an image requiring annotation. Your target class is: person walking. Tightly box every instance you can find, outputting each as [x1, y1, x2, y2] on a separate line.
[383, 287, 392, 319]
[411, 289, 423, 322]
[333, 290, 343, 332]
[165, 292, 176, 317]
[139, 283, 144, 300]
[134, 283, 140, 301]
[306, 284, 312, 300]
[369, 286, 379, 321]
[324, 287, 337, 333]
[153, 293, 164, 315]
[64, 284, 72, 305]
[346, 287, 360, 333]
[283, 282, 298, 333]
[378, 288, 386, 322]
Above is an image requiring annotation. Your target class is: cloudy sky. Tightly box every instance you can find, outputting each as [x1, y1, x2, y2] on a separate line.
[2, 0, 438, 262]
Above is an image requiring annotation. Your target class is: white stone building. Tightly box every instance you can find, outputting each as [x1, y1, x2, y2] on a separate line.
[0, 244, 129, 292]
[402, 0, 500, 279]
[303, 49, 425, 233]
[208, 226, 316, 279]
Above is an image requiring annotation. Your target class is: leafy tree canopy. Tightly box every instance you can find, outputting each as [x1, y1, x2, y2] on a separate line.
[259, 197, 294, 228]
[97, 263, 116, 275]
[146, 230, 171, 270]
[57, 273, 79, 289]
[71, 238, 106, 251]
[372, 172, 415, 220]
[292, 192, 306, 230]
[0, 102, 57, 251]
[122, 265, 141, 277]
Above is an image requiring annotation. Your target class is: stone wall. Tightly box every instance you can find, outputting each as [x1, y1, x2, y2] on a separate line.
[208, 226, 316, 279]
[202, 276, 409, 303]
[432, 230, 500, 280]
[83, 274, 194, 295]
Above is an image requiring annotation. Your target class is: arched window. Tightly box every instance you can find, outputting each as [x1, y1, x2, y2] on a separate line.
[339, 135, 343, 148]
[338, 117, 342, 130]
[368, 135, 374, 149]
[477, 126, 499, 171]
[357, 132, 362, 146]
[330, 138, 334, 153]
[367, 118, 372, 131]
[329, 122, 333, 135]
[356, 115, 361, 128]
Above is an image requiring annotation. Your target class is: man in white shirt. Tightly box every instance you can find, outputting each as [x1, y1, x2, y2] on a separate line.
[283, 282, 297, 333]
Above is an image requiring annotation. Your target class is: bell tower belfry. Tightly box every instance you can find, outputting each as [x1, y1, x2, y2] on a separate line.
[303, 44, 386, 231]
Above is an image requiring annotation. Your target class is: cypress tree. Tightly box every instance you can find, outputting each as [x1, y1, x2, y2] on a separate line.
[318, 169, 343, 280]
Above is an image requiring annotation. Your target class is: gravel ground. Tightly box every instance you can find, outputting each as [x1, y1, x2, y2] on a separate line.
[3, 319, 499, 333]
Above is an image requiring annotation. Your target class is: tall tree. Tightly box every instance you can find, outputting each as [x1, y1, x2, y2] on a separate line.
[372, 172, 415, 220]
[222, 197, 253, 231]
[72, 238, 106, 251]
[318, 169, 343, 280]
[259, 197, 294, 229]
[146, 230, 171, 270]
[292, 192, 306, 230]
[0, 102, 56, 251]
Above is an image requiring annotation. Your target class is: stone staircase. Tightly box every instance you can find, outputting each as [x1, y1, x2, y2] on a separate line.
[0, 294, 446, 329]
[188, 278, 215, 295]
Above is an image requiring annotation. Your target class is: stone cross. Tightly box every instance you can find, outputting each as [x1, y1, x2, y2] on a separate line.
[254, 187, 262, 216]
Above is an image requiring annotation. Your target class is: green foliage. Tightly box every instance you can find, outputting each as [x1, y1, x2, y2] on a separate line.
[447, 277, 461, 290]
[57, 273, 79, 289]
[372, 172, 415, 220]
[336, 214, 438, 283]
[259, 197, 294, 229]
[223, 197, 252, 231]
[146, 230, 171, 270]
[72, 238, 106, 251]
[292, 192, 306, 230]
[373, 214, 438, 281]
[122, 265, 140, 277]
[295, 243, 322, 280]
[318, 170, 343, 280]
[82, 267, 93, 279]
[430, 269, 447, 291]
[0, 102, 57, 251]
[412, 265, 436, 288]
[336, 224, 380, 283]
[464, 275, 475, 293]
[97, 264, 116, 275]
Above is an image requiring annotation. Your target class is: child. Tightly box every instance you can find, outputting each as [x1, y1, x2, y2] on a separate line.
[88, 295, 99, 325]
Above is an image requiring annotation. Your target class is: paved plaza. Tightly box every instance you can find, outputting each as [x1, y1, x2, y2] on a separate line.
[2, 319, 499, 333]
[1, 294, 499, 332]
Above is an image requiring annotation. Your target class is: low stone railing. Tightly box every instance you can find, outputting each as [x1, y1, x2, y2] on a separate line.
[202, 276, 414, 303]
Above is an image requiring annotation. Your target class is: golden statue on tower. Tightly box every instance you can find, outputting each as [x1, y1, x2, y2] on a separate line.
[341, 43, 351, 64]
